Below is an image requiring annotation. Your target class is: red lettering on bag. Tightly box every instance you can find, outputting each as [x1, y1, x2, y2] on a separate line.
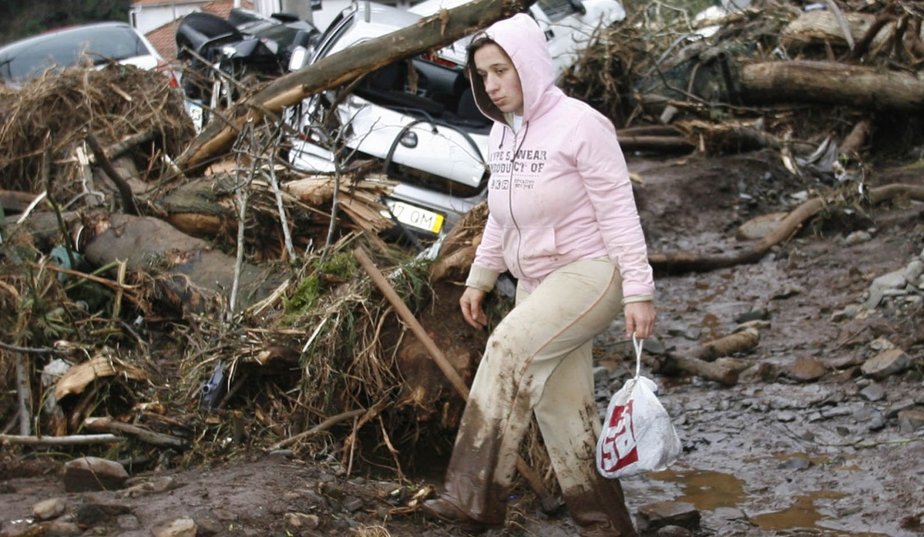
[600, 400, 638, 471]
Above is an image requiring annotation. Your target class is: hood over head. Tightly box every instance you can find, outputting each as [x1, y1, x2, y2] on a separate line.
[466, 13, 557, 124]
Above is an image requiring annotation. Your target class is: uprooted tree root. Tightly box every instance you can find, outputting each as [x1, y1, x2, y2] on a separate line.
[0, 64, 194, 199]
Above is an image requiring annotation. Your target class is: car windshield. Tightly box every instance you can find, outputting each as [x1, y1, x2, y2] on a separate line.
[0, 25, 149, 83]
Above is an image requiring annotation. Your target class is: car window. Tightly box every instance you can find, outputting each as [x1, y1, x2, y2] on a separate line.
[0, 25, 149, 83]
[537, 0, 581, 22]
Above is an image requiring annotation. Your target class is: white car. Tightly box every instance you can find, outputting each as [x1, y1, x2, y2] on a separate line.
[287, 0, 625, 238]
[0, 22, 176, 86]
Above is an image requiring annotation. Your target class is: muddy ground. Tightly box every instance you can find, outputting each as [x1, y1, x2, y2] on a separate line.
[1, 149, 922, 537]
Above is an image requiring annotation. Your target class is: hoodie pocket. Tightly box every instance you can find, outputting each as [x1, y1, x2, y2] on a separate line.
[505, 226, 559, 279]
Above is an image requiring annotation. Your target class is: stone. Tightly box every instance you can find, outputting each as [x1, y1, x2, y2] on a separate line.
[843, 230, 871, 245]
[117, 514, 141, 530]
[0, 522, 43, 537]
[284, 513, 320, 529]
[636, 501, 701, 532]
[861, 348, 911, 379]
[42, 521, 81, 537]
[787, 356, 827, 382]
[63, 457, 128, 492]
[830, 304, 863, 322]
[904, 259, 924, 283]
[151, 517, 197, 537]
[33, 497, 67, 520]
[735, 212, 789, 241]
[74, 502, 132, 527]
[865, 270, 907, 309]
[859, 383, 885, 402]
[656, 525, 694, 537]
[897, 408, 924, 433]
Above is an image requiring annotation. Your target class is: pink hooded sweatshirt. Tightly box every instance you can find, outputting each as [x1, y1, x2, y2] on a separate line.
[464, 13, 655, 300]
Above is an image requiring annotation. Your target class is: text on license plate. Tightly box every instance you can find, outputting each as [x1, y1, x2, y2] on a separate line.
[383, 200, 444, 234]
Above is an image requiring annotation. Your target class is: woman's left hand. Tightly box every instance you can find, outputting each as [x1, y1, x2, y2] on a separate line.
[625, 301, 656, 340]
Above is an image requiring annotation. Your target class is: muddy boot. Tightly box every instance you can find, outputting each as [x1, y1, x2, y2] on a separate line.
[564, 473, 638, 537]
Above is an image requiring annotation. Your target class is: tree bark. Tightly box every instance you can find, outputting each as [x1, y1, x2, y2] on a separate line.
[739, 61, 924, 111]
[176, 0, 537, 173]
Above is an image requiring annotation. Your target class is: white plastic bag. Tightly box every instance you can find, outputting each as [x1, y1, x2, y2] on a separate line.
[596, 336, 682, 478]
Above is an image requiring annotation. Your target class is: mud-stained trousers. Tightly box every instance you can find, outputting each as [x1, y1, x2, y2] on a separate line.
[441, 258, 638, 536]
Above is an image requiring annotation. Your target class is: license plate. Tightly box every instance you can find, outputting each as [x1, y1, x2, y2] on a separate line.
[383, 200, 444, 234]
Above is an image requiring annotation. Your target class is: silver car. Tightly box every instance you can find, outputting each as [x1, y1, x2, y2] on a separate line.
[287, 0, 625, 239]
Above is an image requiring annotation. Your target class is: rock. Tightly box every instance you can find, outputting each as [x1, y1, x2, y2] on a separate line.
[191, 510, 222, 537]
[897, 408, 924, 433]
[593, 366, 610, 385]
[284, 512, 320, 529]
[342, 497, 364, 512]
[117, 514, 141, 530]
[738, 362, 780, 383]
[887, 399, 916, 419]
[121, 476, 180, 498]
[737, 213, 787, 244]
[733, 309, 770, 323]
[787, 356, 827, 382]
[0, 522, 43, 537]
[42, 521, 81, 537]
[830, 304, 863, 322]
[904, 259, 923, 283]
[853, 407, 887, 431]
[843, 230, 871, 245]
[656, 525, 694, 537]
[636, 501, 701, 532]
[864, 270, 907, 309]
[63, 457, 128, 492]
[151, 517, 197, 537]
[869, 337, 895, 351]
[861, 348, 911, 379]
[33, 497, 66, 520]
[74, 502, 132, 527]
[859, 383, 885, 402]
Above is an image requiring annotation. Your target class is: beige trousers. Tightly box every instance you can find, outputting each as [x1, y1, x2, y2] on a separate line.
[442, 258, 637, 535]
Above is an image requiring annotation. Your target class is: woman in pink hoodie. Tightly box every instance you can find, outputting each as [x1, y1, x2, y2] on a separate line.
[422, 13, 655, 537]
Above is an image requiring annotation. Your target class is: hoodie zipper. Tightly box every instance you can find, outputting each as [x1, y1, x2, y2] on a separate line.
[506, 121, 530, 278]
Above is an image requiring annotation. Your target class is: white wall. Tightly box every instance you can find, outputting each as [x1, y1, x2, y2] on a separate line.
[131, 3, 208, 34]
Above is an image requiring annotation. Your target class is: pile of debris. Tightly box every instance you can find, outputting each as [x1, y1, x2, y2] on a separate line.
[1, 0, 922, 495]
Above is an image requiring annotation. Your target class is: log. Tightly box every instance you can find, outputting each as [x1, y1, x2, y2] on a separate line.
[739, 61, 924, 111]
[0, 433, 123, 446]
[83, 416, 187, 449]
[81, 213, 288, 312]
[695, 328, 760, 362]
[649, 183, 924, 273]
[177, 0, 537, 172]
[781, 10, 897, 52]
[663, 353, 739, 386]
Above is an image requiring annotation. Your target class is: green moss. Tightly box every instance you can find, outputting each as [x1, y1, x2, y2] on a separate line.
[282, 251, 358, 321]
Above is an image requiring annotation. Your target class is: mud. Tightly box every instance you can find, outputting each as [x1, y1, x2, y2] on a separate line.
[1, 150, 922, 537]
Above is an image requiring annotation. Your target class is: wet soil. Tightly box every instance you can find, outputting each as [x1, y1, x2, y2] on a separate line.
[2, 150, 923, 537]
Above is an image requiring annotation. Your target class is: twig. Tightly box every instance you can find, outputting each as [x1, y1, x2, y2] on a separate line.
[85, 130, 139, 215]
[1, 433, 122, 446]
[268, 408, 366, 450]
[0, 341, 58, 354]
[266, 138, 296, 261]
[15, 353, 32, 436]
[83, 417, 187, 448]
[228, 120, 258, 319]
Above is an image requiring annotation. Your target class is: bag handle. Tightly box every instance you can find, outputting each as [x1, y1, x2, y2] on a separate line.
[632, 333, 644, 380]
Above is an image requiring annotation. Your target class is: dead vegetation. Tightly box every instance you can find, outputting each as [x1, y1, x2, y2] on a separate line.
[1, 0, 923, 500]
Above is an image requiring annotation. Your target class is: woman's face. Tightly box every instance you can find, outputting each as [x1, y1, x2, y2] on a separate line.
[473, 43, 523, 116]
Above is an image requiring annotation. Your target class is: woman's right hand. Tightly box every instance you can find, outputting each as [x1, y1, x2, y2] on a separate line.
[460, 287, 488, 330]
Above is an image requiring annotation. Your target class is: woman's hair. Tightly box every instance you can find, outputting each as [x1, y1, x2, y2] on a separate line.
[465, 33, 496, 73]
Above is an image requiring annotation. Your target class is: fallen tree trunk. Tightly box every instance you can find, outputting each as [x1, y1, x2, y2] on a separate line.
[649, 183, 924, 273]
[81, 213, 287, 313]
[177, 0, 537, 173]
[739, 61, 924, 111]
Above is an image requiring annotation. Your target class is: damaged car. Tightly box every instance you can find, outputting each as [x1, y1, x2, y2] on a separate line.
[286, 0, 625, 240]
